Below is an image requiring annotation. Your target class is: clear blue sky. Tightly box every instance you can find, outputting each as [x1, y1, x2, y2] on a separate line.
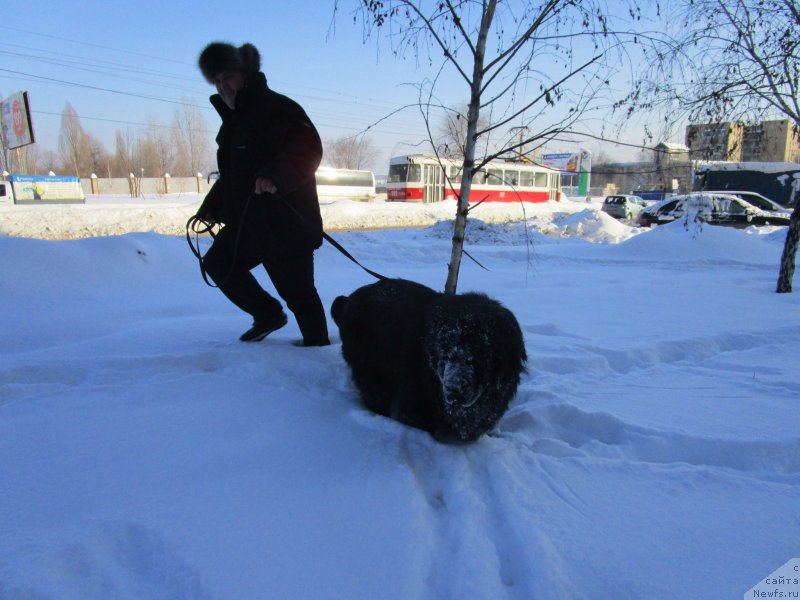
[1, 0, 652, 175]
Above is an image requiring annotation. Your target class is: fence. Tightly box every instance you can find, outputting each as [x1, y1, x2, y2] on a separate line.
[80, 174, 208, 196]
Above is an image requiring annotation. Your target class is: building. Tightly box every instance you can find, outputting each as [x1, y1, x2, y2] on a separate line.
[653, 142, 691, 193]
[740, 120, 800, 162]
[686, 119, 800, 162]
[589, 142, 692, 198]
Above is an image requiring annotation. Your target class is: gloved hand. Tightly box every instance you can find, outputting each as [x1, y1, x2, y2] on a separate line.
[255, 177, 277, 195]
[195, 206, 221, 224]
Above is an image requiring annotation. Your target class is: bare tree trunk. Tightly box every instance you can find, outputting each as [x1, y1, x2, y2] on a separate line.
[444, 0, 496, 295]
[776, 203, 800, 293]
[59, 104, 87, 177]
[173, 104, 210, 176]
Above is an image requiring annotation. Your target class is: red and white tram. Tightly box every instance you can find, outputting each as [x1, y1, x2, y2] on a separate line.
[386, 154, 562, 203]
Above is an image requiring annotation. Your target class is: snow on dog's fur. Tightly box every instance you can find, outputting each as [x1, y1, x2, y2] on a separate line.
[331, 278, 526, 442]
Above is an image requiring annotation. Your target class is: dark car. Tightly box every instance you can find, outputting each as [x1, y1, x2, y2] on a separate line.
[637, 193, 791, 228]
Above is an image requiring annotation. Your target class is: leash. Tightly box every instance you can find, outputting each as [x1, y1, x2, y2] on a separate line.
[271, 192, 387, 281]
[319, 230, 387, 281]
[185, 191, 255, 288]
[185, 213, 221, 287]
[186, 191, 388, 287]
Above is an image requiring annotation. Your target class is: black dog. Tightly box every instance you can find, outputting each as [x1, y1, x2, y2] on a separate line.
[331, 278, 526, 442]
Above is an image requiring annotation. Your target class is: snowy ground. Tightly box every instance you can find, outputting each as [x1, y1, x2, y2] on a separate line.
[1, 194, 798, 599]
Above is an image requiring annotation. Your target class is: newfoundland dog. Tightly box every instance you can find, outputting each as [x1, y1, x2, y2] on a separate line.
[331, 278, 526, 442]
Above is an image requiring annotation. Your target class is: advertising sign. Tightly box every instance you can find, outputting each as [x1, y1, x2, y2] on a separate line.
[8, 175, 85, 204]
[1, 91, 35, 149]
[541, 152, 579, 173]
[541, 149, 592, 196]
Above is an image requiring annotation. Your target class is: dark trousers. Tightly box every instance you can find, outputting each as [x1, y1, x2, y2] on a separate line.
[202, 235, 329, 345]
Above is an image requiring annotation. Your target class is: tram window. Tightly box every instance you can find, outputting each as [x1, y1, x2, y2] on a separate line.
[535, 172, 547, 187]
[448, 165, 462, 183]
[388, 163, 421, 183]
[519, 171, 534, 187]
[505, 170, 520, 186]
[388, 164, 407, 183]
[487, 168, 504, 184]
[475, 169, 489, 184]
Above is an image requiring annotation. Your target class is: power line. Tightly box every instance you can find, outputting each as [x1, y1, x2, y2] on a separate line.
[0, 66, 427, 141]
[0, 49, 205, 96]
[0, 42, 200, 83]
[0, 64, 424, 131]
[0, 31, 677, 160]
[27, 107, 424, 142]
[6, 26, 192, 67]
[30, 109, 215, 134]
[0, 36, 410, 113]
[0, 67, 209, 109]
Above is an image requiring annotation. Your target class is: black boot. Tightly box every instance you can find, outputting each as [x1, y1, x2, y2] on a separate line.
[239, 311, 288, 342]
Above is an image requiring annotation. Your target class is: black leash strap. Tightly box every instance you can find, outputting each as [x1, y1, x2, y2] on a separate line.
[275, 192, 388, 281]
[186, 214, 220, 287]
[320, 230, 387, 281]
[186, 192, 388, 287]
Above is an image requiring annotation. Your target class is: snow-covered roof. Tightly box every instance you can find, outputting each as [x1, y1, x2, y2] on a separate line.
[655, 142, 689, 151]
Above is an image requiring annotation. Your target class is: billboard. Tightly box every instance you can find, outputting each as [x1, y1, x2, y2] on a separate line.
[541, 150, 591, 174]
[7, 175, 85, 204]
[1, 91, 35, 149]
[541, 149, 592, 196]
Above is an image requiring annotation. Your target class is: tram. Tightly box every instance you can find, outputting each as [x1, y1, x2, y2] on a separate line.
[386, 154, 562, 203]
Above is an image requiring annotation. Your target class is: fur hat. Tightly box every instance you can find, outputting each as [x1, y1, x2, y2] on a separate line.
[198, 42, 261, 82]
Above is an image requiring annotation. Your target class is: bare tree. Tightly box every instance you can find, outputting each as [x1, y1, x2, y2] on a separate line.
[114, 129, 136, 178]
[57, 103, 114, 177]
[623, 0, 800, 292]
[19, 143, 47, 175]
[437, 103, 490, 161]
[58, 103, 89, 177]
[86, 132, 112, 178]
[349, 0, 641, 293]
[38, 148, 60, 175]
[137, 119, 175, 180]
[172, 102, 212, 176]
[324, 135, 377, 170]
[0, 132, 31, 174]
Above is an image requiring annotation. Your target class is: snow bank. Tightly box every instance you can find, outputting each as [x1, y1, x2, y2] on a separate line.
[0, 195, 798, 599]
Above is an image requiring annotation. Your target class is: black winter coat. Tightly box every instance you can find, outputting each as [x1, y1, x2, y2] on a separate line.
[198, 72, 323, 256]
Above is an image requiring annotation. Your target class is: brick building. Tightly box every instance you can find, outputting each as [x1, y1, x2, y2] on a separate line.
[686, 119, 800, 162]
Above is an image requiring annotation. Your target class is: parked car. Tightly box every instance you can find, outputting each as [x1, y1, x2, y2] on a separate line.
[703, 190, 791, 215]
[601, 195, 648, 221]
[637, 192, 791, 228]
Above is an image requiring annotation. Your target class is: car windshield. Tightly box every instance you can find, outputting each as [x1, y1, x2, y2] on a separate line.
[656, 200, 679, 214]
[738, 195, 774, 211]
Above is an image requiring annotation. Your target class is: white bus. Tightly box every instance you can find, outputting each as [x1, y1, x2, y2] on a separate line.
[315, 167, 376, 202]
[386, 154, 562, 203]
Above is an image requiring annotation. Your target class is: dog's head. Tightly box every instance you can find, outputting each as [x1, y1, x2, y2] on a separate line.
[330, 295, 349, 327]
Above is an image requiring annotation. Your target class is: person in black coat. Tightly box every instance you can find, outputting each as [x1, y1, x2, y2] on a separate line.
[196, 42, 329, 346]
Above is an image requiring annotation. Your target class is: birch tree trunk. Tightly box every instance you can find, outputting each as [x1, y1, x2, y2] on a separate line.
[444, 1, 496, 295]
[776, 203, 800, 293]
